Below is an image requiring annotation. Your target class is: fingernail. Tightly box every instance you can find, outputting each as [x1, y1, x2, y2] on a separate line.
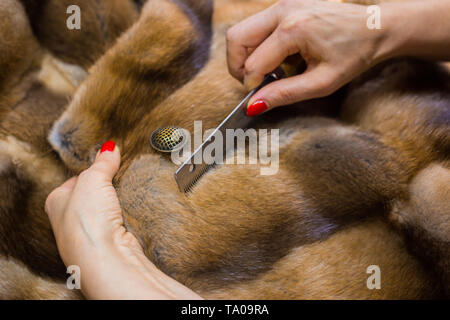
[246, 100, 268, 117]
[100, 140, 116, 153]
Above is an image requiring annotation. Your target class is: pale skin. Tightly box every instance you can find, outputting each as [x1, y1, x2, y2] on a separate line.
[46, 0, 450, 299]
[46, 144, 202, 300]
[226, 0, 450, 113]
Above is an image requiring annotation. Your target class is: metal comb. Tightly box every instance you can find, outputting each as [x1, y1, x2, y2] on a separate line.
[174, 69, 284, 193]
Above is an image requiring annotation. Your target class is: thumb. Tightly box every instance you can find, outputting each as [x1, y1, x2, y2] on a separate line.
[87, 141, 121, 182]
[246, 65, 339, 115]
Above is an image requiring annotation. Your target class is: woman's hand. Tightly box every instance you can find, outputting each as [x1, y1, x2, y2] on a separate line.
[227, 0, 450, 115]
[45, 141, 202, 300]
[227, 0, 393, 115]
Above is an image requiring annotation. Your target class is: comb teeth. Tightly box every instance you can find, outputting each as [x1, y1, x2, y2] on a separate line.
[174, 72, 282, 194]
[184, 163, 215, 193]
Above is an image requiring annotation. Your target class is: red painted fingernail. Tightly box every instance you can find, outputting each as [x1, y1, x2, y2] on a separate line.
[246, 100, 268, 117]
[100, 140, 116, 153]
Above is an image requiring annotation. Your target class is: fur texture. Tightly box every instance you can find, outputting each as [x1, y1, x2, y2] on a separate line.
[19, 0, 141, 68]
[50, 0, 448, 298]
[49, 0, 214, 173]
[0, 0, 141, 299]
[391, 162, 450, 296]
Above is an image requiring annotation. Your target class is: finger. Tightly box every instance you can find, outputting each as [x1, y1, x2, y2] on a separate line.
[45, 177, 78, 223]
[243, 27, 295, 90]
[82, 141, 121, 184]
[64, 141, 123, 242]
[247, 65, 340, 112]
[227, 4, 279, 81]
[83, 141, 120, 182]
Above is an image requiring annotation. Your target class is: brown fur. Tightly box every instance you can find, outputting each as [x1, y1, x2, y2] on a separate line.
[50, 0, 447, 298]
[49, 0, 213, 173]
[0, 256, 82, 300]
[206, 218, 435, 299]
[341, 58, 450, 176]
[338, 57, 450, 297]
[19, 0, 141, 68]
[0, 85, 69, 278]
[0, 0, 41, 119]
[0, 0, 140, 299]
[0, 0, 448, 299]
[390, 162, 450, 296]
[116, 122, 439, 298]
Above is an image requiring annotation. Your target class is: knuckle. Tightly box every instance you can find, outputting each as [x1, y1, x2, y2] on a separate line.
[313, 78, 335, 96]
[279, 15, 303, 35]
[45, 189, 59, 215]
[278, 0, 292, 9]
[279, 19, 298, 35]
[226, 27, 238, 43]
[274, 86, 297, 106]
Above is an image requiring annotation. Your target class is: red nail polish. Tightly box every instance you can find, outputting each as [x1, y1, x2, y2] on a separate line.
[100, 141, 116, 153]
[247, 100, 268, 117]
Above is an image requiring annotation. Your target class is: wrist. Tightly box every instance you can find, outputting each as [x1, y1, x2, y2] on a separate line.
[374, 1, 450, 62]
[112, 244, 203, 300]
[78, 244, 172, 299]
[81, 236, 202, 300]
[369, 3, 404, 66]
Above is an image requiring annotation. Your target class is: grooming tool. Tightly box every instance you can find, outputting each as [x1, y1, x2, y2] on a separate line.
[174, 69, 285, 192]
[150, 126, 189, 153]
